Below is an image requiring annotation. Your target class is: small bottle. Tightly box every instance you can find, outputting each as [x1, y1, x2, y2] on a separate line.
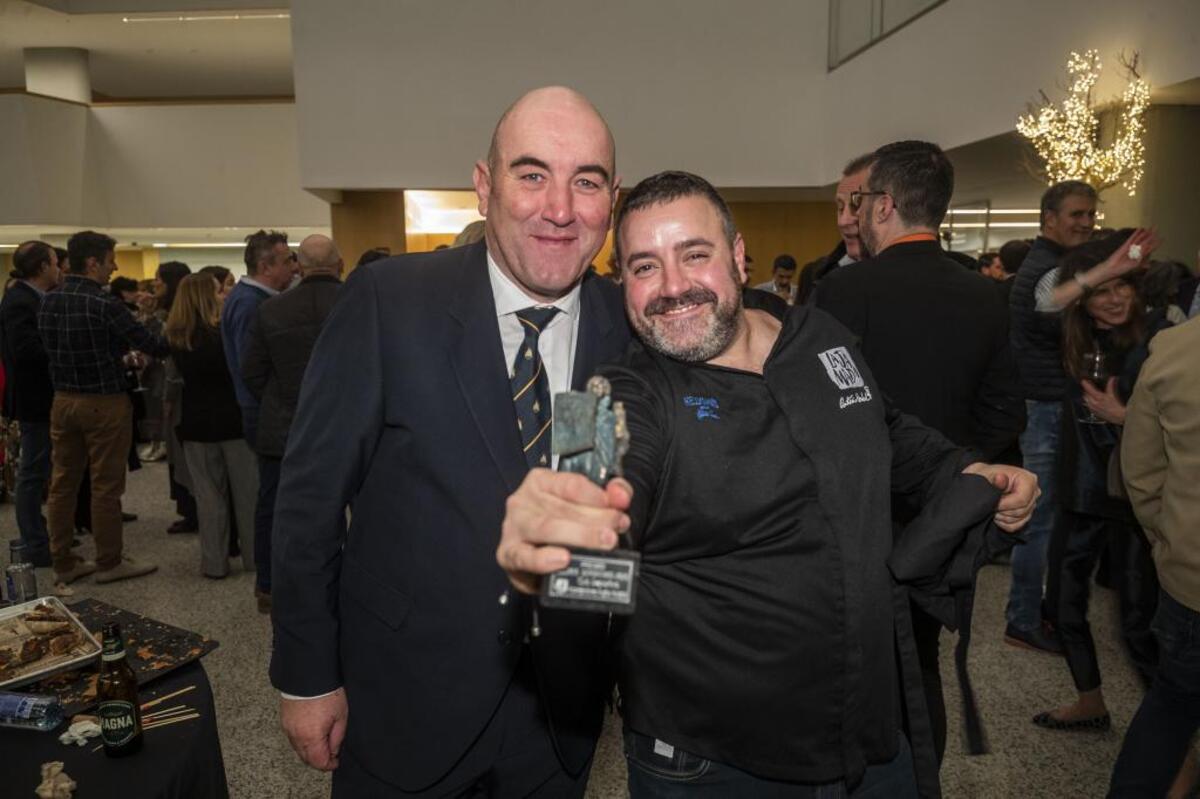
[97, 623, 143, 757]
[0, 691, 65, 731]
[5, 540, 26, 602]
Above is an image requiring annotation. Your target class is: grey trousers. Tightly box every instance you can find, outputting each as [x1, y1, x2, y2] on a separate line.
[182, 439, 258, 578]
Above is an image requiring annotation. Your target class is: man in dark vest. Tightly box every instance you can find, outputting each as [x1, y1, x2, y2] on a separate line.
[1005, 180, 1097, 654]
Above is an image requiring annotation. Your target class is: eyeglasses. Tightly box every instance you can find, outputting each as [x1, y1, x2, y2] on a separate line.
[848, 190, 889, 214]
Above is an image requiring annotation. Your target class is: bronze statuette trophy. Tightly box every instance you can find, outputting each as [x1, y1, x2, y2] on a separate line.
[540, 376, 640, 614]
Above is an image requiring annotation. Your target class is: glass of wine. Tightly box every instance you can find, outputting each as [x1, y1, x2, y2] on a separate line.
[124, 352, 148, 393]
[1080, 351, 1108, 424]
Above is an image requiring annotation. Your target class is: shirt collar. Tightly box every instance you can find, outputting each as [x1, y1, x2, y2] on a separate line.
[240, 276, 280, 296]
[486, 250, 581, 320]
[19, 279, 46, 297]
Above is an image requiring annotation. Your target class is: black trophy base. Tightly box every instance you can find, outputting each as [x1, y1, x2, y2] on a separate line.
[540, 547, 640, 615]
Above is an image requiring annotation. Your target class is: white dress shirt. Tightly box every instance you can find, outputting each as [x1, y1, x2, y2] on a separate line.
[281, 248, 582, 702]
[487, 251, 581, 443]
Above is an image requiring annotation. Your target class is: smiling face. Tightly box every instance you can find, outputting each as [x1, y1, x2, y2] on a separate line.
[474, 88, 617, 303]
[1084, 277, 1134, 329]
[835, 167, 870, 260]
[1043, 193, 1097, 249]
[619, 194, 745, 363]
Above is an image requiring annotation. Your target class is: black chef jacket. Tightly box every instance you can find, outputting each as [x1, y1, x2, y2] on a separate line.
[600, 303, 976, 786]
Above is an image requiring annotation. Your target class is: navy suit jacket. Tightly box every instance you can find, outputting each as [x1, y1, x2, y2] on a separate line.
[270, 241, 631, 790]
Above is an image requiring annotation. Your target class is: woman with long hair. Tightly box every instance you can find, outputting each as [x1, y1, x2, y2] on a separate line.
[1033, 230, 1168, 731]
[197, 265, 235, 303]
[165, 274, 258, 578]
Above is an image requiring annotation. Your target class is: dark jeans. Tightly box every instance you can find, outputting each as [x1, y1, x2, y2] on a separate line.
[1007, 399, 1061, 632]
[1109, 591, 1200, 797]
[1045, 512, 1159, 693]
[624, 730, 918, 798]
[255, 455, 280, 594]
[15, 421, 52, 556]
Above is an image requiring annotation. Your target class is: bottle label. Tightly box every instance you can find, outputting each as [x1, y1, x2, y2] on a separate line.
[0, 694, 36, 720]
[98, 700, 138, 747]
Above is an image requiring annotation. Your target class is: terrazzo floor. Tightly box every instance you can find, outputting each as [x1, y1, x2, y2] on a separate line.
[4, 460, 1173, 797]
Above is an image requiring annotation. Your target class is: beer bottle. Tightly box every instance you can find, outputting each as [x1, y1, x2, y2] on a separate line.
[97, 623, 143, 757]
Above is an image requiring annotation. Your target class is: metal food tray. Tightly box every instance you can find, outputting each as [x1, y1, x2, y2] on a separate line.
[0, 596, 102, 690]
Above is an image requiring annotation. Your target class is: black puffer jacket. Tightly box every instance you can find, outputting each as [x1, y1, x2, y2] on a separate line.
[1010, 236, 1068, 401]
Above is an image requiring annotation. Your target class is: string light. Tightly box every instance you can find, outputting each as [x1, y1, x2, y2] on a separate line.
[1016, 50, 1150, 196]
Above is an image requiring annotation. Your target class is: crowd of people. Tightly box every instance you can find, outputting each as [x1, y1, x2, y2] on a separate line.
[2, 83, 1198, 797]
[0, 228, 346, 617]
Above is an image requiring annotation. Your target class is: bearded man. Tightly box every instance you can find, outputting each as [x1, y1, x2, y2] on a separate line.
[495, 171, 1039, 798]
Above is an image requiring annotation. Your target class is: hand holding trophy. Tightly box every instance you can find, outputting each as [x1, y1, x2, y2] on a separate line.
[540, 376, 640, 615]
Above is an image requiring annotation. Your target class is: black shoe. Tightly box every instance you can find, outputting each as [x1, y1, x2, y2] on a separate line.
[121, 512, 138, 523]
[1032, 711, 1111, 731]
[1004, 622, 1065, 656]
[167, 519, 198, 534]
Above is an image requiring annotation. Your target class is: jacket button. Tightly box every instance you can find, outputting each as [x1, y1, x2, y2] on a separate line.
[498, 630, 512, 646]
[498, 590, 509, 606]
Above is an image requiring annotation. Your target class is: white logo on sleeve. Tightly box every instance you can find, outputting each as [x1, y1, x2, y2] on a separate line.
[818, 346, 873, 409]
[818, 347, 864, 389]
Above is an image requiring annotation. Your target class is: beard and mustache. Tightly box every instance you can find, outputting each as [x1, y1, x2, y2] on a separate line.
[630, 281, 743, 363]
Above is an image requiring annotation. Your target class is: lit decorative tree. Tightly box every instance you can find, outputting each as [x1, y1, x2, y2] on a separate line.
[1016, 50, 1150, 196]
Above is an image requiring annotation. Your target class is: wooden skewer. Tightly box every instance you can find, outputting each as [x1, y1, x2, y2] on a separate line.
[140, 685, 196, 711]
[142, 712, 200, 730]
[143, 704, 189, 719]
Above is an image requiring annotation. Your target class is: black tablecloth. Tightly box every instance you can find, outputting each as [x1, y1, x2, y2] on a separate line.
[0, 660, 229, 798]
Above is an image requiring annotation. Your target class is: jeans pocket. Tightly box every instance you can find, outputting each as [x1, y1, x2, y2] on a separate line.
[623, 730, 710, 782]
[1153, 596, 1200, 669]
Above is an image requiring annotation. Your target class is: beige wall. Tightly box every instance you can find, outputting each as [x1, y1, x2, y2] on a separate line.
[0, 94, 328, 230]
[1101, 105, 1200, 266]
[290, 0, 1200, 191]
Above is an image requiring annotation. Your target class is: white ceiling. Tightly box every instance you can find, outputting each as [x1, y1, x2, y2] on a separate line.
[0, 0, 293, 97]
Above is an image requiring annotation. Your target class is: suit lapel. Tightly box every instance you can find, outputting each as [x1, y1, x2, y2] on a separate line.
[447, 243, 528, 493]
[570, 273, 616, 390]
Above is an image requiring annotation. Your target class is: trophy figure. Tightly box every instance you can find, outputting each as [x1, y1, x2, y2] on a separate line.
[540, 376, 640, 614]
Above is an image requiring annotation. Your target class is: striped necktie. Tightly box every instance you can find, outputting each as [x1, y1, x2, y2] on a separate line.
[512, 306, 561, 469]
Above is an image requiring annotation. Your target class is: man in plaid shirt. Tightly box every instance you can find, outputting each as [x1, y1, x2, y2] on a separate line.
[38, 230, 170, 586]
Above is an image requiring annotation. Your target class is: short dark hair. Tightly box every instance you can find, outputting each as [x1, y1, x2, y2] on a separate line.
[109, 276, 139, 296]
[843, 151, 876, 176]
[54, 248, 68, 270]
[998, 239, 1031, 275]
[866, 140, 954, 229]
[976, 252, 1000, 271]
[67, 230, 117, 275]
[614, 171, 736, 266]
[356, 248, 391, 268]
[773, 254, 797, 272]
[11, 240, 54, 280]
[1039, 180, 1097, 228]
[243, 229, 288, 276]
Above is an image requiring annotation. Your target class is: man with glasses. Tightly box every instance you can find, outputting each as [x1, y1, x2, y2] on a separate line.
[815, 140, 1025, 763]
[221, 228, 295, 613]
[797, 153, 873, 304]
